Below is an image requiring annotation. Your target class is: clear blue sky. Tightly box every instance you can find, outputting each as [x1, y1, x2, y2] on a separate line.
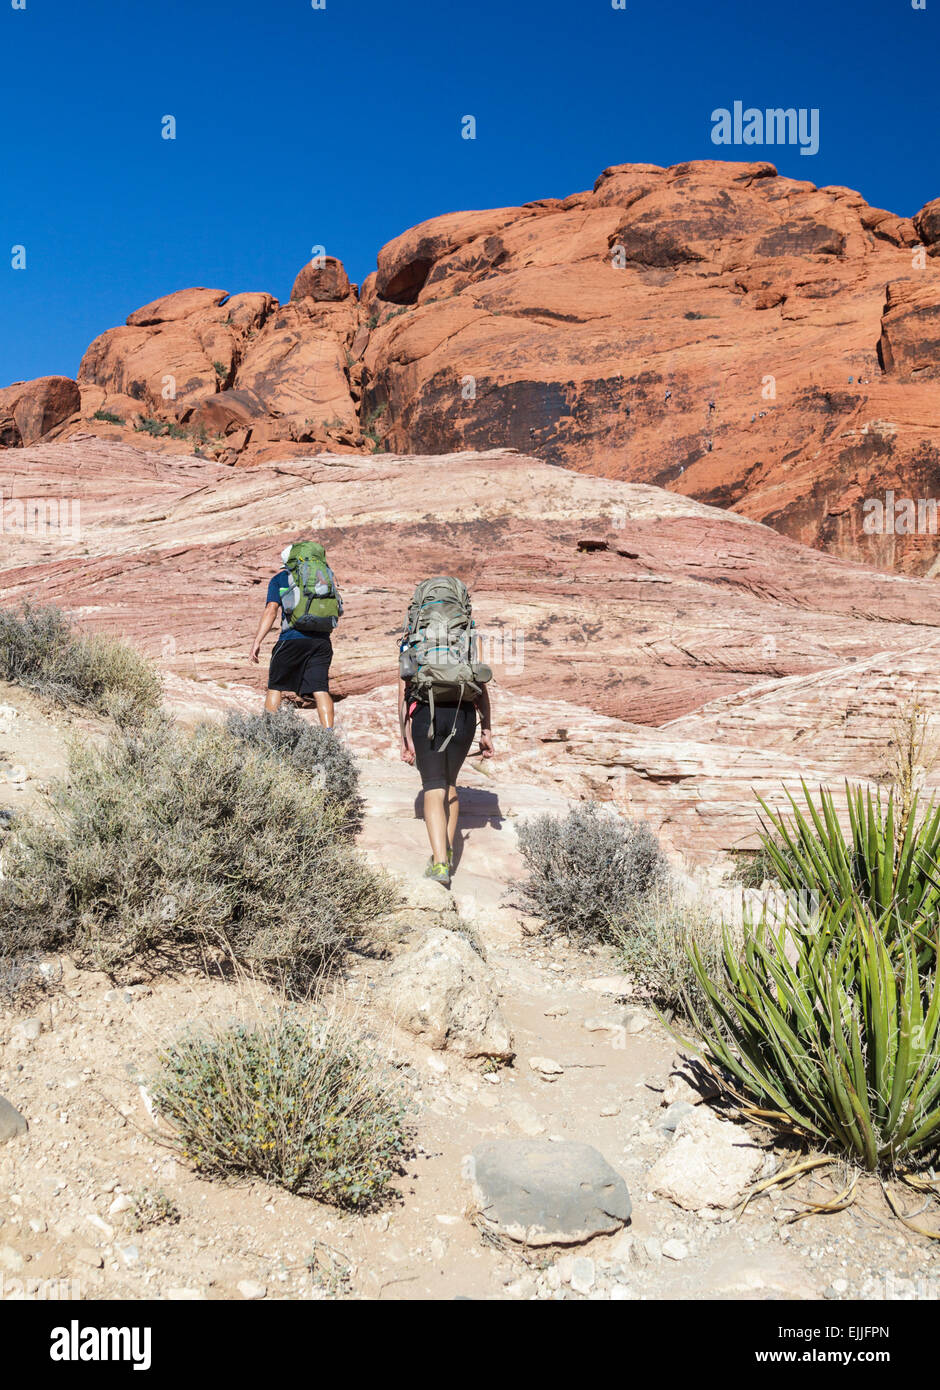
[1, 0, 936, 386]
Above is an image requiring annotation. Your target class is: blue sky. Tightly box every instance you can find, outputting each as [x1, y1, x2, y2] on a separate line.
[1, 0, 936, 385]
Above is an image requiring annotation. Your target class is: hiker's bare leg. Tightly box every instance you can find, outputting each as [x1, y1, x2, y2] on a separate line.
[423, 788, 449, 864]
[313, 691, 334, 729]
[264, 689, 283, 714]
[446, 784, 459, 855]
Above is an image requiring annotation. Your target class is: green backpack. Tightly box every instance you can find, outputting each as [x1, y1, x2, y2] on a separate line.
[280, 542, 341, 634]
[399, 576, 492, 747]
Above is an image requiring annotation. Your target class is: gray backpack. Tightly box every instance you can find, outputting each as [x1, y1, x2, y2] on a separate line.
[399, 576, 492, 748]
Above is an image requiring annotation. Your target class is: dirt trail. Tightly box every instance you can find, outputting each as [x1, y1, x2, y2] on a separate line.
[0, 688, 936, 1301]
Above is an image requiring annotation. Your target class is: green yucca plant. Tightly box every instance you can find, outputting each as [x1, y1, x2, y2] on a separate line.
[757, 781, 940, 960]
[685, 904, 940, 1172]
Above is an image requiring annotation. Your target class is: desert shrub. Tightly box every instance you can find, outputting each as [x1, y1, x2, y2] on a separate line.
[0, 720, 392, 989]
[225, 705, 362, 829]
[758, 781, 940, 960]
[611, 884, 727, 1019]
[513, 802, 668, 941]
[0, 948, 55, 1012]
[686, 903, 940, 1172]
[0, 605, 159, 724]
[92, 408, 124, 424]
[128, 1188, 180, 1232]
[133, 416, 165, 436]
[151, 1013, 408, 1209]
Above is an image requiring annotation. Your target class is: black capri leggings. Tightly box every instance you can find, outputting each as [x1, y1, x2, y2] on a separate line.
[411, 703, 477, 791]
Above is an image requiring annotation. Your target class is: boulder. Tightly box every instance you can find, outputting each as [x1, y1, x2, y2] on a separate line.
[126, 287, 228, 326]
[465, 1138, 631, 1245]
[376, 927, 513, 1059]
[233, 299, 359, 441]
[647, 1105, 765, 1210]
[372, 873, 461, 945]
[914, 196, 940, 253]
[0, 1095, 27, 1145]
[290, 256, 354, 303]
[0, 376, 80, 446]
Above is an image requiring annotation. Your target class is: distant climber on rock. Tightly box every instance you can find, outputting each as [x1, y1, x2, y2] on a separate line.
[398, 576, 495, 887]
[250, 540, 343, 728]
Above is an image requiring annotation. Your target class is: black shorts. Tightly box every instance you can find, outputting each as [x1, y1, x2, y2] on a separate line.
[268, 635, 333, 696]
[411, 702, 477, 791]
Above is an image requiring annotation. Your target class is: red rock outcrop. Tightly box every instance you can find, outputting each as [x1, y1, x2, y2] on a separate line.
[0, 376, 80, 447]
[5, 160, 940, 576]
[359, 161, 940, 576]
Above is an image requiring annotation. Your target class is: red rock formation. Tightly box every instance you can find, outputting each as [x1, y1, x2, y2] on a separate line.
[359, 161, 940, 576]
[4, 159, 940, 576]
[5, 437, 940, 856]
[0, 376, 80, 447]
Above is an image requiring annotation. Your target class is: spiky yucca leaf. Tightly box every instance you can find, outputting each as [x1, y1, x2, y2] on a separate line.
[757, 782, 940, 961]
[684, 904, 940, 1172]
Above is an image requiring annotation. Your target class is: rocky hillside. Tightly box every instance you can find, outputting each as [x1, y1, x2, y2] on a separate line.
[4, 436, 940, 858]
[2, 160, 939, 573]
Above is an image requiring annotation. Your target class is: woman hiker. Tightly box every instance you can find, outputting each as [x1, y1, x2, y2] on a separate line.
[250, 540, 342, 728]
[398, 576, 495, 887]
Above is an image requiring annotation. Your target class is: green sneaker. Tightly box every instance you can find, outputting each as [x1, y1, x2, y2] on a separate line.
[447, 847, 454, 870]
[424, 859, 451, 888]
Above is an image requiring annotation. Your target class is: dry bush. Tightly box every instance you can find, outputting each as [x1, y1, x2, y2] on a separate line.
[514, 803, 668, 941]
[150, 1011, 409, 1210]
[0, 720, 393, 992]
[882, 698, 940, 848]
[225, 705, 363, 829]
[0, 604, 159, 724]
[610, 883, 728, 1019]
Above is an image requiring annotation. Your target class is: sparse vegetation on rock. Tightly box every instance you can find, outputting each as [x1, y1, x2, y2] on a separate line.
[151, 1013, 408, 1209]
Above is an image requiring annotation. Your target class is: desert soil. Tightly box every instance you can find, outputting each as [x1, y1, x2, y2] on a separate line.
[0, 683, 937, 1302]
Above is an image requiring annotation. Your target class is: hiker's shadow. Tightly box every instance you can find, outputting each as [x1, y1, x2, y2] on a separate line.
[413, 787, 504, 870]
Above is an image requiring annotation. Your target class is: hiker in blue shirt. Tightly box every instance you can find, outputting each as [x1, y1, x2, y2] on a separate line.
[250, 541, 342, 728]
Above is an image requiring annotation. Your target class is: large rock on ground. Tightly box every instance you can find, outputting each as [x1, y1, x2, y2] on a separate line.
[465, 1138, 631, 1245]
[375, 874, 462, 944]
[376, 926, 513, 1059]
[647, 1105, 765, 1210]
[0, 1095, 27, 1144]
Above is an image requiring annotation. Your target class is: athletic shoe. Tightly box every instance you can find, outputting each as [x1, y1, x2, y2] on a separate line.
[424, 860, 451, 888]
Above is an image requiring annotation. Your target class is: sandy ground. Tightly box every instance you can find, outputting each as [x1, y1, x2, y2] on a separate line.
[1, 685, 939, 1301]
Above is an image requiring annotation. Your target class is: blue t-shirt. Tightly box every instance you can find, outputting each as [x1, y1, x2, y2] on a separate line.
[267, 570, 307, 642]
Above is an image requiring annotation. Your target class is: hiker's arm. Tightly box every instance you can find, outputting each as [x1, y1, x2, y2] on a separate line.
[398, 678, 415, 763]
[250, 601, 280, 664]
[477, 687, 495, 758]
